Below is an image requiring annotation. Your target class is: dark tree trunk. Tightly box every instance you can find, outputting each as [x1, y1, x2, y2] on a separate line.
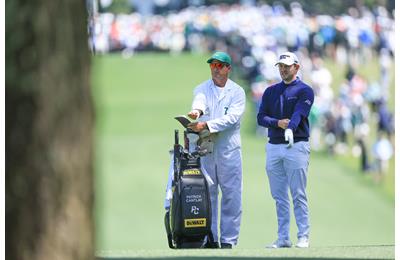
[6, 1, 94, 260]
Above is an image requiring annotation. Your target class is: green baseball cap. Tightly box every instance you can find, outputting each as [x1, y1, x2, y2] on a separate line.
[207, 51, 232, 65]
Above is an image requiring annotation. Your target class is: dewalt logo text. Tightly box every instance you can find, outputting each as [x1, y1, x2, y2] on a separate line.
[184, 218, 206, 228]
[183, 169, 201, 176]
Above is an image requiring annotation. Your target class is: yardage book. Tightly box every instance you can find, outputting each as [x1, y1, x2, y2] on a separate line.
[174, 115, 192, 128]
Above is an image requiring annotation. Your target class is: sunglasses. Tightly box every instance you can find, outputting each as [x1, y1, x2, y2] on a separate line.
[209, 62, 229, 69]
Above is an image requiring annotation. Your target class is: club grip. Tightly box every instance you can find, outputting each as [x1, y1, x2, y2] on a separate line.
[183, 130, 189, 150]
[174, 130, 179, 145]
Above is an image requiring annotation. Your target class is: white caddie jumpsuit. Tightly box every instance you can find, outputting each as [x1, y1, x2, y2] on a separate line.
[192, 78, 246, 245]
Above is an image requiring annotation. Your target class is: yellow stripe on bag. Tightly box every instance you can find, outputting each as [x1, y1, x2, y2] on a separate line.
[184, 218, 206, 228]
[182, 169, 201, 175]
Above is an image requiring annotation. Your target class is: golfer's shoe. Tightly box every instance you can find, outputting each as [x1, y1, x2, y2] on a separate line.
[266, 239, 292, 249]
[296, 237, 309, 248]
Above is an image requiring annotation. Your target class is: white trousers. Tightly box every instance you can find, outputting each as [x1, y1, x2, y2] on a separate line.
[266, 141, 310, 240]
[202, 148, 243, 245]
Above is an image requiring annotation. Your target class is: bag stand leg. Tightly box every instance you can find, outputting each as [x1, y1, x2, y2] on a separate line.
[164, 210, 174, 249]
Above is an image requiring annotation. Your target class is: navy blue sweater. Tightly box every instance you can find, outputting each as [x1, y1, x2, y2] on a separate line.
[257, 78, 314, 144]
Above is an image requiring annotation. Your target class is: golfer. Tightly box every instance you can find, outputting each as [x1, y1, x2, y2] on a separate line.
[257, 52, 314, 248]
[187, 51, 246, 249]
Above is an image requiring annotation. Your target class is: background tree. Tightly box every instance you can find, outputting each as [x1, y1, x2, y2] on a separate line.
[5, 1, 94, 260]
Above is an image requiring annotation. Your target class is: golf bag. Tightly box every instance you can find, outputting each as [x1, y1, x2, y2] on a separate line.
[164, 128, 214, 249]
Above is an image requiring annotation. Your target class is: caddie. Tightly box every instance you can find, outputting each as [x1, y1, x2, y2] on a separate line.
[187, 51, 246, 249]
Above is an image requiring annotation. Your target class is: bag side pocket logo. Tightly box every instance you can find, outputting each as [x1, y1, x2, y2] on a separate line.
[184, 218, 206, 228]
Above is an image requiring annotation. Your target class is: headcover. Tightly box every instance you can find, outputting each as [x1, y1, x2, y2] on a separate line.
[197, 129, 215, 156]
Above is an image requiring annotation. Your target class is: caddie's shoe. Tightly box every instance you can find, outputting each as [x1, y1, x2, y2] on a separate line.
[265, 239, 292, 249]
[203, 241, 219, 249]
[220, 243, 232, 249]
[296, 237, 309, 248]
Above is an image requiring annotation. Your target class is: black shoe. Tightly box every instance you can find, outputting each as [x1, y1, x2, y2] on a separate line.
[220, 243, 232, 249]
[204, 241, 219, 249]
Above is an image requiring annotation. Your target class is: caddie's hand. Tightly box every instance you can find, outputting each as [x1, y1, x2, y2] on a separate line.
[284, 128, 294, 148]
[187, 109, 202, 120]
[187, 122, 208, 132]
[278, 119, 290, 129]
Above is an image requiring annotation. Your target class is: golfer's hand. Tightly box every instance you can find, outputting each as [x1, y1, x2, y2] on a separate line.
[278, 119, 290, 129]
[188, 109, 202, 120]
[284, 128, 294, 148]
[187, 122, 208, 132]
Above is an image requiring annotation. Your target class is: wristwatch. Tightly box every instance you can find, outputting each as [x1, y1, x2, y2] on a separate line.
[195, 109, 203, 116]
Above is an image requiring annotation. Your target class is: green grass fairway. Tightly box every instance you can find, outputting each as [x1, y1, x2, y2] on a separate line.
[97, 246, 394, 259]
[92, 53, 394, 259]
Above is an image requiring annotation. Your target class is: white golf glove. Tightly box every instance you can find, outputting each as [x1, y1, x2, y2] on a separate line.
[284, 128, 294, 148]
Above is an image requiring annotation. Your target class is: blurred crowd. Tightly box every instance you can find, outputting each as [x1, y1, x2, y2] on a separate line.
[90, 2, 395, 179]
